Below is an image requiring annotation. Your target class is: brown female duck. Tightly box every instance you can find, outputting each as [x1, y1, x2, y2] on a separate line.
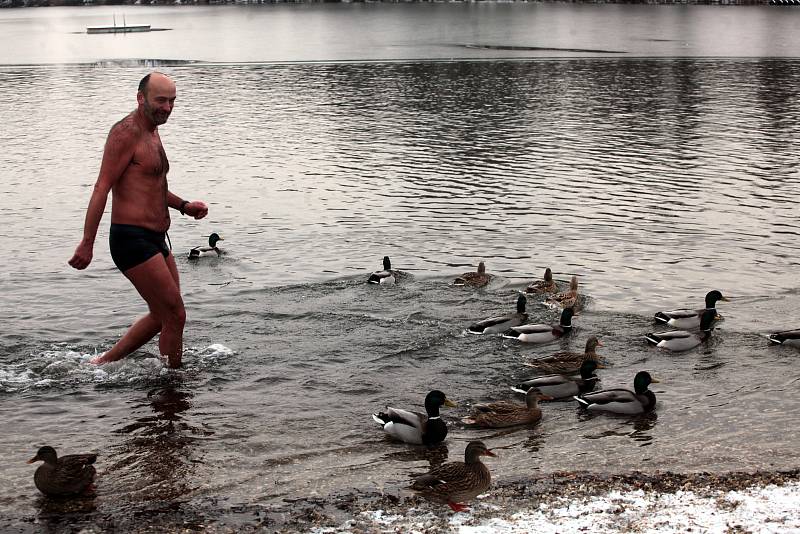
[27, 446, 97, 497]
[461, 388, 551, 428]
[547, 275, 579, 309]
[410, 440, 496, 512]
[525, 267, 557, 294]
[453, 261, 491, 288]
[524, 336, 604, 375]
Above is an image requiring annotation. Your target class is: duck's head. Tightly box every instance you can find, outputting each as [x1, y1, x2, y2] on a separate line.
[705, 290, 728, 308]
[477, 261, 486, 275]
[516, 293, 527, 313]
[424, 390, 457, 413]
[700, 308, 718, 331]
[585, 336, 602, 353]
[569, 275, 579, 291]
[208, 233, 224, 247]
[633, 371, 659, 394]
[543, 267, 553, 282]
[560, 307, 576, 327]
[27, 446, 57, 465]
[382, 256, 392, 270]
[464, 441, 496, 462]
[525, 387, 553, 406]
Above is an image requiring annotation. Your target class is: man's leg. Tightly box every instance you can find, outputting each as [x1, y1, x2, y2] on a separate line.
[91, 253, 185, 367]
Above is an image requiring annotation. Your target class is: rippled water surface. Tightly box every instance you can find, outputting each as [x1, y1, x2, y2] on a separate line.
[2, 4, 800, 531]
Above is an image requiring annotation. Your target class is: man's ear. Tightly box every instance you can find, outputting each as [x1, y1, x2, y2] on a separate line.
[136, 91, 145, 105]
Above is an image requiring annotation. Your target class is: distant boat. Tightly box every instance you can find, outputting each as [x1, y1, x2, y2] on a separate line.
[86, 15, 151, 34]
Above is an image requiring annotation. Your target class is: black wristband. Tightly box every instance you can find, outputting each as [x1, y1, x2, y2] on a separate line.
[179, 200, 189, 215]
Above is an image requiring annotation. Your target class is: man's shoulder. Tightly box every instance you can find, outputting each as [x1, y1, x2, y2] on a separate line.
[109, 112, 143, 139]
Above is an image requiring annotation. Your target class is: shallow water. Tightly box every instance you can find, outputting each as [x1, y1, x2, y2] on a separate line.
[2, 4, 800, 530]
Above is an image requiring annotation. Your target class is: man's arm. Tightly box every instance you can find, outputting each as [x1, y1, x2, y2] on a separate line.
[167, 191, 208, 220]
[68, 122, 138, 270]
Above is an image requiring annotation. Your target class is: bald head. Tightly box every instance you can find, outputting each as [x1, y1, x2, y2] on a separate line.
[137, 72, 176, 126]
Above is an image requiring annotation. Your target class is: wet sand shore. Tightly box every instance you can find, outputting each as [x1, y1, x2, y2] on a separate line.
[12, 469, 799, 533]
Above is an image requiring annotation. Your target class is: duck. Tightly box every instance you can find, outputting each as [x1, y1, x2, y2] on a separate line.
[462, 388, 551, 428]
[467, 294, 528, 335]
[645, 308, 717, 352]
[501, 307, 575, 343]
[188, 233, 224, 259]
[511, 359, 602, 400]
[546, 275, 579, 309]
[574, 371, 659, 415]
[410, 440, 495, 512]
[372, 390, 457, 446]
[525, 267, 557, 295]
[765, 329, 800, 347]
[653, 290, 728, 329]
[27, 446, 97, 497]
[522, 336, 603, 374]
[453, 261, 491, 288]
[367, 256, 396, 285]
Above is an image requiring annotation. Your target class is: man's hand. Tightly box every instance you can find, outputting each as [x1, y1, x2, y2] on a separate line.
[184, 201, 208, 220]
[68, 240, 94, 270]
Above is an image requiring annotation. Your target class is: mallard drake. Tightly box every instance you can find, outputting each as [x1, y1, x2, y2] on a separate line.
[467, 294, 528, 335]
[765, 329, 800, 347]
[372, 390, 457, 446]
[501, 307, 575, 343]
[525, 267, 557, 295]
[462, 388, 551, 428]
[653, 290, 728, 329]
[574, 371, 659, 415]
[188, 233, 224, 259]
[546, 275, 579, 309]
[453, 261, 491, 288]
[367, 256, 396, 285]
[523, 336, 603, 374]
[27, 446, 97, 497]
[410, 440, 495, 512]
[645, 309, 716, 352]
[512, 359, 602, 400]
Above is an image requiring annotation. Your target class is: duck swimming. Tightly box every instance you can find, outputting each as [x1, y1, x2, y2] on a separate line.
[453, 261, 491, 288]
[645, 309, 717, 352]
[367, 256, 396, 285]
[462, 388, 551, 428]
[27, 446, 97, 497]
[525, 267, 557, 295]
[188, 233, 224, 259]
[766, 329, 800, 347]
[372, 390, 457, 446]
[574, 371, 659, 415]
[410, 440, 495, 512]
[523, 336, 603, 374]
[512, 359, 602, 400]
[467, 294, 528, 335]
[501, 307, 575, 343]
[546, 275, 579, 309]
[654, 290, 728, 330]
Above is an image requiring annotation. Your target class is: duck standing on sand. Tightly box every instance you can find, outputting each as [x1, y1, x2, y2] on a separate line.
[523, 336, 603, 374]
[574, 371, 659, 415]
[654, 290, 728, 329]
[512, 359, 602, 400]
[27, 446, 97, 497]
[462, 388, 551, 428]
[525, 267, 557, 295]
[367, 256, 396, 285]
[188, 232, 224, 259]
[453, 261, 491, 288]
[645, 309, 717, 352]
[410, 440, 495, 512]
[467, 294, 528, 335]
[502, 307, 575, 343]
[372, 390, 457, 446]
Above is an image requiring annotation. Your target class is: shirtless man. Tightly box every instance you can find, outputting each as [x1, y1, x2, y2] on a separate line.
[68, 72, 208, 368]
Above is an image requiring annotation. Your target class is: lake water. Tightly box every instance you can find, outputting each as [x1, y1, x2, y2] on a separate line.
[1, 4, 800, 531]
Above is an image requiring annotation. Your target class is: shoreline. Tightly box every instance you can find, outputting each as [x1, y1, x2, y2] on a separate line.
[13, 468, 800, 533]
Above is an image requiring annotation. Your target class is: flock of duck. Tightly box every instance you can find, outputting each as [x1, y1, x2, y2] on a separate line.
[26, 254, 800, 511]
[365, 256, 800, 512]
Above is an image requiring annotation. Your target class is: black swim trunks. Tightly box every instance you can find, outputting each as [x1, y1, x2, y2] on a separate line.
[109, 223, 170, 272]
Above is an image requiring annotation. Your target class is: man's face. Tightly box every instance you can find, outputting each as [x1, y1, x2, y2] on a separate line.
[138, 75, 176, 126]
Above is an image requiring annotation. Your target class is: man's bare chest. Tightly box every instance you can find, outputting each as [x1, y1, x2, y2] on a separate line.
[131, 136, 170, 178]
